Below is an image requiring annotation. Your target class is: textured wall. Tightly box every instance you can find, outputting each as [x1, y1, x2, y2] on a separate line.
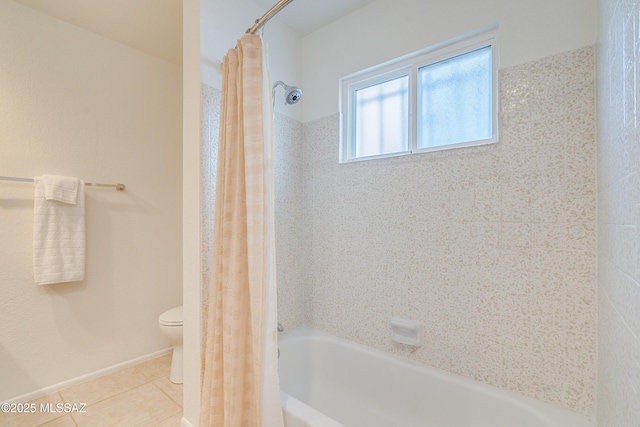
[0, 1, 183, 401]
[303, 47, 596, 417]
[201, 85, 304, 334]
[201, 85, 220, 341]
[597, 0, 640, 425]
[272, 111, 305, 330]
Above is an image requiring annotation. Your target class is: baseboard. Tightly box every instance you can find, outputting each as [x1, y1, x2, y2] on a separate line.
[6, 347, 172, 403]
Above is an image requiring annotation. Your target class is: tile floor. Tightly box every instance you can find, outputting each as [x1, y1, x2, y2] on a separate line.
[0, 354, 182, 427]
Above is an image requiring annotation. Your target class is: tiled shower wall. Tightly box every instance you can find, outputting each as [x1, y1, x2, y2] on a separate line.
[201, 45, 596, 418]
[201, 85, 219, 336]
[597, 0, 640, 425]
[302, 47, 596, 416]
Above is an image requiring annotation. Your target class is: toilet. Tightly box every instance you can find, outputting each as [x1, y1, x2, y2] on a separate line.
[158, 306, 183, 384]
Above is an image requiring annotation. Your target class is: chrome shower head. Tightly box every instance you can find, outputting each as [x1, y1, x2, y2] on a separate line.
[273, 80, 302, 105]
[284, 86, 302, 104]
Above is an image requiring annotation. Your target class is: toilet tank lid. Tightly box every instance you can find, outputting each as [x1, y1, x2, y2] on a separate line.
[159, 306, 183, 325]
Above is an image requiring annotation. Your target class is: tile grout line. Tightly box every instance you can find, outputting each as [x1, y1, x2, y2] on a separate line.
[148, 381, 184, 424]
[151, 377, 184, 408]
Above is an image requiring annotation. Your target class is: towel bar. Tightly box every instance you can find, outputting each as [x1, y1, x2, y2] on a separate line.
[0, 176, 125, 191]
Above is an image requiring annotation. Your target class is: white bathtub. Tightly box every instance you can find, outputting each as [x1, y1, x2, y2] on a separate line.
[279, 328, 593, 427]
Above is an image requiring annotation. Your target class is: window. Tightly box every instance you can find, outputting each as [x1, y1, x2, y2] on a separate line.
[340, 27, 498, 163]
[355, 74, 409, 158]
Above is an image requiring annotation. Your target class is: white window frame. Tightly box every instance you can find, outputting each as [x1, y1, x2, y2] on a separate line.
[339, 26, 499, 163]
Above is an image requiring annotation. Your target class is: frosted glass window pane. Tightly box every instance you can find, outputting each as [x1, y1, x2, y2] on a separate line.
[418, 46, 492, 148]
[355, 75, 409, 158]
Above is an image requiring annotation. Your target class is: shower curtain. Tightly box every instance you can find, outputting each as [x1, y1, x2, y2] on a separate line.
[200, 34, 284, 427]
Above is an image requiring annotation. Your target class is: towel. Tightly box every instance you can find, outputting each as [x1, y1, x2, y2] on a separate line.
[42, 174, 79, 204]
[33, 176, 86, 285]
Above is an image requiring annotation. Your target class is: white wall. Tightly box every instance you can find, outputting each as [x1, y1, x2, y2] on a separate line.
[0, 0, 182, 401]
[302, 0, 599, 122]
[183, 0, 201, 424]
[597, 0, 640, 424]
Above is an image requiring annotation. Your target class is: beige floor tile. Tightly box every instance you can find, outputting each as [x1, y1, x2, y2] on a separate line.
[71, 382, 180, 427]
[59, 365, 150, 406]
[37, 414, 77, 426]
[154, 412, 183, 427]
[153, 376, 183, 407]
[134, 354, 172, 382]
[0, 393, 66, 427]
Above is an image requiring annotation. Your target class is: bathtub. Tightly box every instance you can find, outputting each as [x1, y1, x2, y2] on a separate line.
[278, 328, 593, 427]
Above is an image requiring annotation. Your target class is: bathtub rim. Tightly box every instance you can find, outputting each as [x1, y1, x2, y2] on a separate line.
[278, 327, 593, 427]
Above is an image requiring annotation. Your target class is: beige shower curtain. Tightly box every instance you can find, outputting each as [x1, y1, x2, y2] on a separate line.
[200, 34, 283, 427]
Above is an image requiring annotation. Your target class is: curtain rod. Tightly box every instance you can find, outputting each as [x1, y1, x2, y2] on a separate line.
[246, 0, 294, 34]
[0, 176, 126, 191]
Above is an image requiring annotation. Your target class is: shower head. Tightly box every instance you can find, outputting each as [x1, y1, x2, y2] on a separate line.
[284, 86, 302, 104]
[272, 80, 302, 105]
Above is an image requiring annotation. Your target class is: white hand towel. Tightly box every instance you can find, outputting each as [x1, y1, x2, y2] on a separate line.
[33, 176, 86, 285]
[42, 174, 79, 204]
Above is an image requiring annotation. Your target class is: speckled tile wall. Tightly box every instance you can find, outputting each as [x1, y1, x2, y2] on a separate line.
[201, 85, 220, 340]
[201, 84, 305, 335]
[272, 110, 305, 331]
[200, 46, 596, 418]
[302, 47, 596, 417]
[597, 0, 640, 425]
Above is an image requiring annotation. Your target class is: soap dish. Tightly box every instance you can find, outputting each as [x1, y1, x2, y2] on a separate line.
[390, 318, 422, 347]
